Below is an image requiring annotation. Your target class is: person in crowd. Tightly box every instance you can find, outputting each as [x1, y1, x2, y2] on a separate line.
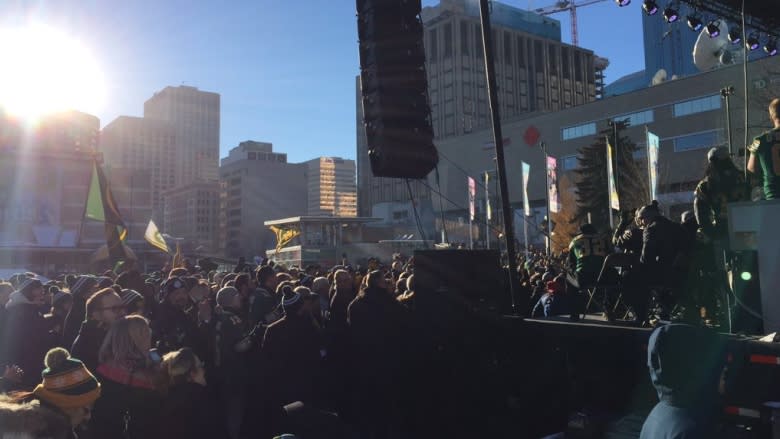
[253, 265, 282, 325]
[748, 97, 780, 200]
[45, 289, 73, 337]
[329, 269, 355, 328]
[213, 286, 251, 439]
[90, 315, 163, 438]
[640, 323, 726, 438]
[1, 278, 59, 388]
[121, 289, 145, 316]
[71, 288, 125, 371]
[234, 273, 253, 319]
[347, 270, 410, 437]
[62, 276, 100, 349]
[159, 347, 224, 439]
[261, 286, 323, 408]
[152, 276, 209, 358]
[4, 348, 101, 439]
[311, 276, 330, 319]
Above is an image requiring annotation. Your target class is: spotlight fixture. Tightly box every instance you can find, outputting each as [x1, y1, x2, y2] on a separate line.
[643, 0, 658, 15]
[728, 27, 742, 44]
[615, 0, 631, 5]
[705, 20, 721, 38]
[746, 32, 761, 51]
[663, 5, 679, 23]
[765, 39, 778, 56]
[687, 15, 703, 32]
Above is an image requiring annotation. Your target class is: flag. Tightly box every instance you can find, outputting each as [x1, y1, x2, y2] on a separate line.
[546, 157, 560, 213]
[606, 138, 620, 211]
[647, 130, 660, 202]
[484, 172, 492, 221]
[172, 242, 183, 268]
[85, 161, 127, 261]
[467, 177, 476, 221]
[269, 225, 301, 253]
[144, 220, 170, 253]
[522, 161, 531, 216]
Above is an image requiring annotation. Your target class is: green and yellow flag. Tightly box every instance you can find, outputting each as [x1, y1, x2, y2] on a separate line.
[269, 225, 301, 253]
[144, 220, 169, 253]
[85, 161, 128, 261]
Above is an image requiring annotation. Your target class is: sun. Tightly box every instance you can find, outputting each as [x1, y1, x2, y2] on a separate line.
[0, 24, 106, 121]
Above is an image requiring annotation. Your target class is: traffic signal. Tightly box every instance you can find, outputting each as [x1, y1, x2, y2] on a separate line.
[357, 0, 438, 179]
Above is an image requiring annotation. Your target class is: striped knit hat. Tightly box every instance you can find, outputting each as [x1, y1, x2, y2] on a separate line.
[120, 289, 144, 307]
[32, 348, 101, 410]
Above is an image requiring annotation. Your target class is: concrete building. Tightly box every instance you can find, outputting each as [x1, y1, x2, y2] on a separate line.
[305, 157, 357, 217]
[100, 116, 176, 219]
[426, 55, 780, 245]
[161, 181, 220, 255]
[218, 141, 307, 259]
[144, 86, 220, 184]
[357, 0, 603, 216]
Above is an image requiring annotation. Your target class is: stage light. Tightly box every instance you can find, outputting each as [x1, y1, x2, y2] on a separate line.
[746, 33, 761, 50]
[663, 6, 679, 23]
[741, 271, 752, 281]
[765, 39, 778, 56]
[728, 27, 742, 44]
[705, 20, 721, 38]
[687, 15, 703, 32]
[615, 0, 631, 5]
[643, 0, 658, 15]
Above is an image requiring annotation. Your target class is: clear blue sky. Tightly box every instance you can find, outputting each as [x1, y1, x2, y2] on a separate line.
[1, 0, 645, 163]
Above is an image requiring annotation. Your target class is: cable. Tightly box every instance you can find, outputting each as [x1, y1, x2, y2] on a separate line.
[405, 178, 428, 246]
[741, 0, 749, 182]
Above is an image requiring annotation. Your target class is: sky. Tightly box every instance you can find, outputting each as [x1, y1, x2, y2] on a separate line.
[0, 0, 646, 164]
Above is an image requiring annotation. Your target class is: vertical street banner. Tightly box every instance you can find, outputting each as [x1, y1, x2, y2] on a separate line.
[468, 176, 476, 221]
[522, 161, 531, 216]
[606, 138, 620, 211]
[484, 172, 492, 221]
[647, 130, 660, 202]
[546, 157, 560, 213]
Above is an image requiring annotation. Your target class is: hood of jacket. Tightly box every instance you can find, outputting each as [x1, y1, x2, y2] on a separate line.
[647, 323, 725, 407]
[0, 396, 71, 439]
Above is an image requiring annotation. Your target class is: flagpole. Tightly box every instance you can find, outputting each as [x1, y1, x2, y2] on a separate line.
[606, 136, 614, 230]
[645, 125, 652, 203]
[485, 171, 490, 250]
[541, 142, 551, 257]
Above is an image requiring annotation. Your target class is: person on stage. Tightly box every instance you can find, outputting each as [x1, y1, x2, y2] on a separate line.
[747, 97, 780, 200]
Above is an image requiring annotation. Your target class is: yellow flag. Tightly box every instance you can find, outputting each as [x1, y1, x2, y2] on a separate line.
[144, 220, 170, 253]
[269, 225, 301, 253]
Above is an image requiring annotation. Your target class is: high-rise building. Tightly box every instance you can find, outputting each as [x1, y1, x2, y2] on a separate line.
[357, 0, 601, 216]
[161, 181, 220, 255]
[218, 141, 308, 259]
[144, 86, 220, 184]
[305, 157, 357, 217]
[101, 116, 176, 219]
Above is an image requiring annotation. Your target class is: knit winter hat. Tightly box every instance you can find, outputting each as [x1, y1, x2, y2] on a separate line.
[280, 285, 302, 312]
[216, 286, 240, 308]
[15, 278, 43, 298]
[32, 348, 101, 410]
[70, 276, 98, 298]
[120, 289, 144, 307]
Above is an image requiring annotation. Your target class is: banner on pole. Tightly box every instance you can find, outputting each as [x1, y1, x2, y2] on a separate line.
[468, 176, 476, 221]
[606, 139, 620, 211]
[546, 157, 560, 213]
[647, 131, 660, 202]
[522, 161, 531, 216]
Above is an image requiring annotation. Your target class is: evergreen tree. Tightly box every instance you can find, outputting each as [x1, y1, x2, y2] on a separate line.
[573, 120, 648, 231]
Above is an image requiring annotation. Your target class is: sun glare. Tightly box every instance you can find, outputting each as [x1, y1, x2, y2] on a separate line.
[0, 25, 106, 121]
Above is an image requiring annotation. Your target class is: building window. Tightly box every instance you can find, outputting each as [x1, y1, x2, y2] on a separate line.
[443, 23, 453, 58]
[534, 40, 544, 73]
[517, 36, 526, 67]
[673, 130, 722, 152]
[504, 32, 511, 65]
[613, 109, 654, 127]
[562, 154, 578, 170]
[673, 94, 721, 117]
[460, 21, 469, 54]
[475, 24, 483, 56]
[561, 47, 570, 79]
[562, 122, 597, 140]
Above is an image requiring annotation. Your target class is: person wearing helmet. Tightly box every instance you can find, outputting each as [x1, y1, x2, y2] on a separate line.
[694, 147, 748, 242]
[747, 98, 780, 200]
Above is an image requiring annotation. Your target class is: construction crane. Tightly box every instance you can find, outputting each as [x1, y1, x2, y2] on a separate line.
[533, 0, 609, 47]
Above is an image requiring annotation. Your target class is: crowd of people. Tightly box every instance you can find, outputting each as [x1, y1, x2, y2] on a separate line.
[0, 253, 505, 439]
